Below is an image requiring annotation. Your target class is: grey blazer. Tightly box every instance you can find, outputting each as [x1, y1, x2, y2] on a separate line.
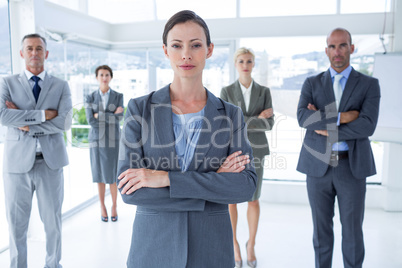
[221, 80, 274, 157]
[296, 68, 381, 178]
[0, 73, 72, 173]
[118, 85, 257, 268]
[85, 89, 124, 142]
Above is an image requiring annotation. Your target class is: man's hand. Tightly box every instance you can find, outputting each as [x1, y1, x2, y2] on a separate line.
[307, 103, 317, 111]
[94, 113, 98, 119]
[340, 111, 359, 124]
[258, 108, 273, 119]
[19, 126, 29, 132]
[6, 101, 18, 109]
[114, 106, 124, 114]
[45, 110, 58, 120]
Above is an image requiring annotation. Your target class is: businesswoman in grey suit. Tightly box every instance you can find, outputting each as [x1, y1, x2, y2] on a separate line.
[117, 10, 257, 268]
[85, 65, 124, 222]
[221, 48, 275, 268]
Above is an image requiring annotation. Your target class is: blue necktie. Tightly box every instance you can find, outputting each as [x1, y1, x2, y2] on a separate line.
[32, 76, 41, 103]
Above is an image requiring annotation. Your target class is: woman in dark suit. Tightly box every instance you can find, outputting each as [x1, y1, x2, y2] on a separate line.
[85, 65, 124, 222]
[221, 48, 275, 268]
[116, 10, 257, 268]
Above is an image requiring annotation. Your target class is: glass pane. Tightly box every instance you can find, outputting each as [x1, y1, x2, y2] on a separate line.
[240, 0, 336, 17]
[0, 0, 11, 251]
[341, 0, 391, 14]
[46, 0, 81, 11]
[88, 0, 155, 23]
[239, 35, 388, 182]
[156, 0, 236, 20]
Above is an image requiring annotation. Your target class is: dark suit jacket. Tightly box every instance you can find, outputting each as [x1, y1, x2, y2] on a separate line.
[221, 80, 274, 158]
[117, 85, 257, 267]
[296, 68, 381, 179]
[85, 89, 124, 142]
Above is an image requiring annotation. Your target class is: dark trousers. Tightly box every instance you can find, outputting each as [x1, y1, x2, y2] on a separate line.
[307, 158, 366, 268]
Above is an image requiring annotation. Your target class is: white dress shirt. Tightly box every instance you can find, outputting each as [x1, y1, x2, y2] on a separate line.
[239, 80, 253, 112]
[99, 89, 110, 110]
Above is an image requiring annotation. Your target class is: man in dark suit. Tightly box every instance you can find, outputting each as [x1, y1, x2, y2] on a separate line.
[297, 28, 381, 268]
[0, 33, 72, 268]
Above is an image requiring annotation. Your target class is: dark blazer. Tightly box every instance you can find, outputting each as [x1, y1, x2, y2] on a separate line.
[85, 89, 124, 142]
[221, 80, 274, 157]
[296, 68, 381, 179]
[117, 85, 257, 268]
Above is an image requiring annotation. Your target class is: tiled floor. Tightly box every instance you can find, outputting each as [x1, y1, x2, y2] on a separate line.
[0, 198, 401, 268]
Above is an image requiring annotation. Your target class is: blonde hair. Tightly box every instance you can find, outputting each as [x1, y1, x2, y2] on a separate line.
[233, 47, 255, 63]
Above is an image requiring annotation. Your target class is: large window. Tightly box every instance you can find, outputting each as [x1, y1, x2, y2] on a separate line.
[239, 35, 388, 183]
[0, 0, 11, 252]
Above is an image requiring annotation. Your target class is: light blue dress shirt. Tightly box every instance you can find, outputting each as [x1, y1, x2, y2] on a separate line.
[329, 65, 352, 151]
[173, 107, 205, 171]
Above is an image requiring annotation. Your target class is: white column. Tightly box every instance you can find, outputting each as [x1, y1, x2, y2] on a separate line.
[9, 0, 36, 74]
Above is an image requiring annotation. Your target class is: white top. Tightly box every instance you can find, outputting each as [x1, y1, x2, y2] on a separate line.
[239, 80, 253, 112]
[99, 89, 110, 110]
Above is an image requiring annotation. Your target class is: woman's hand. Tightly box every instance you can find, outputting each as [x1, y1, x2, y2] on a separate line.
[94, 113, 98, 119]
[117, 168, 169, 195]
[217, 150, 250, 173]
[258, 108, 273, 119]
[114, 106, 124, 114]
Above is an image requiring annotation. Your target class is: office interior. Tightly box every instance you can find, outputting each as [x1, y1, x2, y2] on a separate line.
[0, 0, 401, 267]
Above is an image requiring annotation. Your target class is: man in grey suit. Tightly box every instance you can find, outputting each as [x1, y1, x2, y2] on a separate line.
[0, 33, 72, 268]
[297, 28, 380, 268]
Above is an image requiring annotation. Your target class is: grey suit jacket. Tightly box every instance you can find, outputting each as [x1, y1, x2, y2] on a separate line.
[118, 85, 257, 268]
[85, 89, 124, 142]
[296, 68, 381, 178]
[221, 80, 274, 157]
[0, 72, 72, 173]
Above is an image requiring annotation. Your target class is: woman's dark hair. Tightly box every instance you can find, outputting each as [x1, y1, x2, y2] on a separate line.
[162, 10, 211, 46]
[95, 65, 113, 78]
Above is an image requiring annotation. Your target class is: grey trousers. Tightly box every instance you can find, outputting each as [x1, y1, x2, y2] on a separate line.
[307, 158, 366, 268]
[3, 158, 64, 268]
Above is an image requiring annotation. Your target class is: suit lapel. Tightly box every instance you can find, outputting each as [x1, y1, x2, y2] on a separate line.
[247, 81, 261, 115]
[36, 73, 52, 108]
[150, 85, 178, 168]
[18, 73, 36, 106]
[188, 90, 224, 170]
[233, 81, 247, 113]
[322, 70, 336, 107]
[339, 69, 359, 112]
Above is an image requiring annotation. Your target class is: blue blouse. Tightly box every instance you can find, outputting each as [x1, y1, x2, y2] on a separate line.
[172, 108, 205, 171]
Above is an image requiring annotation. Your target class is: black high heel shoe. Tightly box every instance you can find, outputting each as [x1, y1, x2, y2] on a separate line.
[101, 216, 108, 222]
[111, 215, 118, 222]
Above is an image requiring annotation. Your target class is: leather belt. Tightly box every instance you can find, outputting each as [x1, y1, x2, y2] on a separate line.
[36, 152, 43, 159]
[330, 151, 348, 162]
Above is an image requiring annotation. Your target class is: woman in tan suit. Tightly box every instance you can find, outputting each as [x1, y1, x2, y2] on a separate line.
[221, 48, 275, 268]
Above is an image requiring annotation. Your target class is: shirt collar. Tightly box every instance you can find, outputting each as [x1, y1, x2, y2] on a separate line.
[24, 69, 46, 81]
[239, 80, 253, 95]
[99, 88, 110, 96]
[329, 65, 352, 79]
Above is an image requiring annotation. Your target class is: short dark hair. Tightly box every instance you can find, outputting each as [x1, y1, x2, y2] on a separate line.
[95, 65, 113, 78]
[21, 33, 47, 49]
[327, 28, 352, 45]
[162, 10, 211, 47]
